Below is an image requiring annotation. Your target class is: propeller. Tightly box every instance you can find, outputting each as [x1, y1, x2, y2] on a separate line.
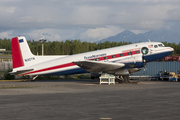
[141, 47, 149, 71]
[142, 55, 147, 71]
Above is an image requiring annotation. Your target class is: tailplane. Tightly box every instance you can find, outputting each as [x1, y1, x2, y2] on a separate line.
[11, 36, 35, 69]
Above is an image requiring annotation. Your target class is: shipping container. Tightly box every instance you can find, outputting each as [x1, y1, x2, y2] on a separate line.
[131, 61, 180, 77]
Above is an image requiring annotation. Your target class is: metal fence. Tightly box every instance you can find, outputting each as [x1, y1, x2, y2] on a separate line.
[131, 61, 180, 77]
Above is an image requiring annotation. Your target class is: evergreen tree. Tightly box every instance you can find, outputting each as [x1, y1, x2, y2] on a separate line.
[0, 38, 179, 56]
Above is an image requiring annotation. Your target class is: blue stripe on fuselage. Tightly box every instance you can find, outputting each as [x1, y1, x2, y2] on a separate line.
[41, 51, 172, 75]
[122, 62, 143, 68]
[43, 67, 89, 75]
[144, 51, 172, 62]
[43, 62, 144, 75]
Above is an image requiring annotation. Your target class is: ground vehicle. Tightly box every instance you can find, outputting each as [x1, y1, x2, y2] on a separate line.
[177, 71, 180, 81]
[164, 56, 180, 61]
[159, 70, 178, 81]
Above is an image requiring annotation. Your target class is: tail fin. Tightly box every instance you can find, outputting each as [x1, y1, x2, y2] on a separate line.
[11, 36, 35, 69]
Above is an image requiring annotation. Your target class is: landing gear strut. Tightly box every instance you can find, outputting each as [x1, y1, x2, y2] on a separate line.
[116, 75, 130, 83]
[123, 75, 130, 84]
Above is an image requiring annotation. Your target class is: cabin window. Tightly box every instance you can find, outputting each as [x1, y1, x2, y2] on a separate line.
[158, 44, 163, 47]
[112, 55, 116, 58]
[154, 45, 158, 48]
[128, 52, 132, 55]
[95, 58, 100, 61]
[136, 51, 139, 54]
[120, 54, 123, 57]
[104, 57, 108, 59]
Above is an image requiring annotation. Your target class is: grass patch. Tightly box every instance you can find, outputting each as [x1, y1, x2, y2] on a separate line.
[0, 85, 38, 89]
[0, 71, 7, 75]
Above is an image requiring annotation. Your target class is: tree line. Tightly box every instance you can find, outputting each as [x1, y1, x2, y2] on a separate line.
[0, 38, 180, 55]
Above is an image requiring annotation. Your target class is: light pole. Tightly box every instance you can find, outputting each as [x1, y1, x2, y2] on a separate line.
[39, 39, 47, 56]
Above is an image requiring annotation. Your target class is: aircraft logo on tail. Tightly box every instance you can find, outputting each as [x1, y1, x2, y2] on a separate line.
[19, 39, 24, 43]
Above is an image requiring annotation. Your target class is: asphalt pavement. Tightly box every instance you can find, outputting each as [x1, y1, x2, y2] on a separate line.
[0, 79, 180, 120]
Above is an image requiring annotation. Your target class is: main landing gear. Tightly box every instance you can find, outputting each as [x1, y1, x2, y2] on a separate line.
[116, 75, 130, 83]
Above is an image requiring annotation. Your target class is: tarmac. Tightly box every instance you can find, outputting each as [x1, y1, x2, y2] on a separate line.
[0, 79, 180, 120]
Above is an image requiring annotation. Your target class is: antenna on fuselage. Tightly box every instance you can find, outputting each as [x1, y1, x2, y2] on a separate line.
[148, 39, 151, 42]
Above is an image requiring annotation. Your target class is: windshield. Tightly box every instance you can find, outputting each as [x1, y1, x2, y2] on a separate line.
[154, 45, 158, 48]
[158, 44, 164, 47]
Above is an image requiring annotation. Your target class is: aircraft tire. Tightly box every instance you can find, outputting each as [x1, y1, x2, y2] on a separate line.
[123, 75, 130, 84]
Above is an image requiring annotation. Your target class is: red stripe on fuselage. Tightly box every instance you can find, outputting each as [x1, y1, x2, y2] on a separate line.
[23, 62, 75, 75]
[88, 49, 141, 61]
[23, 50, 141, 75]
[11, 37, 24, 68]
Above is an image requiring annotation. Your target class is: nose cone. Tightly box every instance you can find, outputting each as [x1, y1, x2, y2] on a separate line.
[170, 47, 174, 51]
[168, 47, 174, 52]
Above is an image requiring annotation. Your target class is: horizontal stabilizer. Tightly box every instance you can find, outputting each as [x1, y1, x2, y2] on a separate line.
[9, 69, 34, 75]
[73, 61, 125, 72]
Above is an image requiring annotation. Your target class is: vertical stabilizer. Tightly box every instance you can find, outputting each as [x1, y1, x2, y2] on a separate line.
[11, 37, 24, 68]
[11, 36, 35, 69]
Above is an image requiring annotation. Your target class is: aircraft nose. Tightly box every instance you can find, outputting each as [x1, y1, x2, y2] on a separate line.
[169, 47, 174, 51]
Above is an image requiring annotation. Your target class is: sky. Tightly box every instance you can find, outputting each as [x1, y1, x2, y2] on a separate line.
[0, 0, 180, 42]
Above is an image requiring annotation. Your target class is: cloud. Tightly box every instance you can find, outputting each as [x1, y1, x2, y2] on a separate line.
[0, 30, 13, 39]
[25, 29, 61, 41]
[0, 6, 16, 14]
[71, 5, 109, 26]
[0, 0, 180, 42]
[80, 26, 124, 42]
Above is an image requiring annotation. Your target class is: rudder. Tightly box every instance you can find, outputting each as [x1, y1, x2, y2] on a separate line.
[11, 36, 35, 69]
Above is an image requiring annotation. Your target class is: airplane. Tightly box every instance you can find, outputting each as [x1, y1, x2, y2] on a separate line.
[10, 36, 174, 82]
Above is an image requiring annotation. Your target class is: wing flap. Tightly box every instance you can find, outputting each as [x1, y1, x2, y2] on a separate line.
[73, 61, 125, 72]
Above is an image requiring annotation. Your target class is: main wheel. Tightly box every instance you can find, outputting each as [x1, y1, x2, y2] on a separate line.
[123, 75, 130, 84]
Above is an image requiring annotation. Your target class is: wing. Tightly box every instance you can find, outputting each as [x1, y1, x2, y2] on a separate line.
[73, 61, 125, 72]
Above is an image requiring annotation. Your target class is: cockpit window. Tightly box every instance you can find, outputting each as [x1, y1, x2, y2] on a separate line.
[158, 44, 163, 47]
[154, 45, 158, 48]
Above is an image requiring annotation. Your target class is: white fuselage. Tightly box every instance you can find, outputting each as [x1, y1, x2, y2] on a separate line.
[16, 41, 173, 76]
